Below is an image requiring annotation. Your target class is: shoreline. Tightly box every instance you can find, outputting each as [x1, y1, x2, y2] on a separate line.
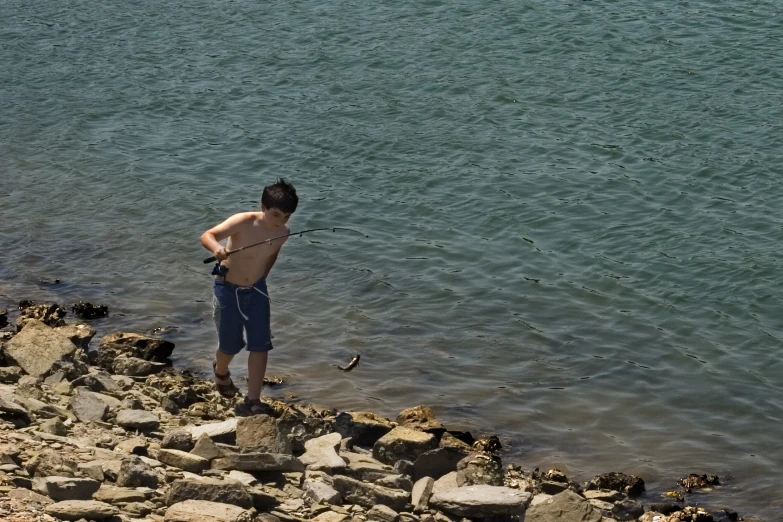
[0, 302, 766, 522]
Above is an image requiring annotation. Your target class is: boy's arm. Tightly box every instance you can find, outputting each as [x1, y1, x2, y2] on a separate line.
[200, 213, 251, 260]
[262, 236, 289, 277]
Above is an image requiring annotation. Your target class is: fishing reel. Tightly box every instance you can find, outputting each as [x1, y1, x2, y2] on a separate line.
[211, 263, 229, 277]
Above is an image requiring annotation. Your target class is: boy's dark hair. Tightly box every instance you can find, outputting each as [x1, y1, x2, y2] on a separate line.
[262, 178, 298, 214]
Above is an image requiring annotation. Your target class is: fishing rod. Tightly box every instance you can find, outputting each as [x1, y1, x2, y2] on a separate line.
[203, 227, 368, 264]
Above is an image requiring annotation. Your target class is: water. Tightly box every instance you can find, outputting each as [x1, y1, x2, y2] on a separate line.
[2, 0, 782, 518]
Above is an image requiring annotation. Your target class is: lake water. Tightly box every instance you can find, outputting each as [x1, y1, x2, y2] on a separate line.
[1, 0, 782, 518]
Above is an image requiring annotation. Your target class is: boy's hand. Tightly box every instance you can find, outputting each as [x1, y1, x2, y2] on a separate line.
[214, 247, 228, 261]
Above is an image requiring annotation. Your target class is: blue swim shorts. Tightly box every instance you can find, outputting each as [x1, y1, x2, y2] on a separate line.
[212, 278, 274, 355]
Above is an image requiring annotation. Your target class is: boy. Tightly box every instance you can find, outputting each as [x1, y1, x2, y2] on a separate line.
[200, 179, 298, 414]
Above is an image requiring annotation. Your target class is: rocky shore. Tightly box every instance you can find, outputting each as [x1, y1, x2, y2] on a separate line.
[0, 303, 758, 522]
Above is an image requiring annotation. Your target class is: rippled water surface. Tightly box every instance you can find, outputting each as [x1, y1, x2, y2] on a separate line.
[2, 0, 782, 518]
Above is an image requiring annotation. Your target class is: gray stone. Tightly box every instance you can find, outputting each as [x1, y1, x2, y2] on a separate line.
[45, 500, 119, 520]
[9, 488, 55, 504]
[414, 446, 469, 481]
[187, 418, 238, 444]
[69, 388, 109, 422]
[456, 452, 503, 486]
[612, 499, 644, 521]
[411, 477, 434, 513]
[525, 489, 601, 522]
[37, 417, 69, 436]
[430, 485, 531, 518]
[35, 476, 101, 501]
[303, 479, 342, 505]
[582, 489, 624, 502]
[164, 499, 253, 522]
[367, 504, 399, 522]
[0, 366, 22, 384]
[70, 369, 121, 394]
[439, 432, 472, 450]
[377, 473, 414, 491]
[396, 405, 445, 437]
[116, 409, 160, 431]
[116, 456, 159, 488]
[212, 452, 304, 472]
[227, 470, 258, 486]
[432, 471, 459, 493]
[191, 433, 230, 460]
[373, 426, 438, 466]
[0, 395, 31, 425]
[334, 411, 394, 446]
[339, 451, 397, 482]
[93, 485, 148, 503]
[236, 414, 291, 453]
[78, 462, 105, 481]
[113, 355, 168, 376]
[4, 320, 79, 378]
[300, 432, 346, 472]
[167, 478, 253, 508]
[163, 430, 195, 452]
[311, 513, 349, 522]
[54, 324, 97, 350]
[114, 437, 148, 455]
[158, 448, 209, 473]
[96, 331, 174, 369]
[332, 475, 408, 511]
[26, 449, 78, 477]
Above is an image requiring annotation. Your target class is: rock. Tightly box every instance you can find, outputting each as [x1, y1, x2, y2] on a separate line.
[17, 303, 66, 330]
[115, 437, 148, 455]
[26, 449, 78, 477]
[228, 470, 258, 486]
[332, 475, 408, 511]
[396, 405, 445, 438]
[525, 489, 601, 522]
[456, 452, 503, 486]
[612, 499, 645, 521]
[164, 499, 254, 522]
[373, 426, 438, 465]
[311, 512, 350, 522]
[37, 417, 69, 437]
[158, 449, 209, 474]
[187, 418, 238, 444]
[93, 485, 148, 503]
[54, 324, 97, 350]
[540, 480, 569, 495]
[377, 474, 413, 491]
[96, 331, 174, 369]
[411, 477, 435, 513]
[300, 432, 346, 472]
[334, 411, 394, 446]
[116, 409, 160, 431]
[35, 476, 101, 501]
[167, 478, 253, 508]
[9, 488, 55, 504]
[586, 472, 645, 497]
[45, 500, 119, 520]
[648, 503, 682, 516]
[78, 462, 105, 481]
[0, 366, 22, 384]
[678, 473, 720, 490]
[303, 480, 342, 505]
[191, 433, 230, 460]
[394, 459, 414, 476]
[69, 388, 110, 422]
[116, 456, 159, 488]
[70, 369, 121, 394]
[71, 302, 109, 320]
[582, 489, 624, 502]
[430, 485, 531, 518]
[432, 471, 459, 493]
[340, 451, 397, 482]
[439, 432, 472, 450]
[4, 319, 80, 378]
[236, 414, 291, 453]
[113, 355, 168, 376]
[162, 430, 195, 451]
[0, 395, 31, 425]
[0, 308, 6, 328]
[413, 446, 469, 481]
[367, 504, 400, 522]
[212, 452, 304, 472]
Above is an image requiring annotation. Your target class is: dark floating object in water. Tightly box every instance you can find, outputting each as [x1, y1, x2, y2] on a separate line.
[337, 354, 360, 372]
[678, 473, 720, 491]
[18, 300, 35, 310]
[151, 326, 179, 335]
[38, 278, 61, 286]
[71, 301, 109, 320]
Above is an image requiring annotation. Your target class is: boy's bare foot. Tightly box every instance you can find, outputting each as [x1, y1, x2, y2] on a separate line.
[212, 361, 237, 398]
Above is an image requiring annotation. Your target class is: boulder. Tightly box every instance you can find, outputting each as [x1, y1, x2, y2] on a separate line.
[367, 504, 400, 522]
[227, 470, 258, 486]
[38, 417, 68, 436]
[339, 451, 397, 482]
[414, 446, 470, 481]
[373, 426, 438, 465]
[93, 485, 148, 503]
[4, 320, 79, 378]
[456, 452, 504, 486]
[612, 499, 645, 521]
[26, 449, 78, 477]
[17, 304, 66, 330]
[430, 485, 532, 518]
[525, 489, 601, 522]
[116, 456, 159, 488]
[45, 500, 119, 520]
[162, 430, 195, 452]
[586, 472, 645, 497]
[158, 448, 209, 474]
[164, 499, 254, 522]
[412, 476, 435, 513]
[54, 324, 96, 350]
[377, 473, 414, 491]
[236, 414, 291, 453]
[211, 452, 304, 472]
[34, 476, 101, 501]
[334, 411, 394, 446]
[96, 331, 174, 370]
[112, 355, 168, 376]
[116, 409, 160, 431]
[303, 479, 342, 505]
[167, 478, 253, 508]
[70, 369, 121, 394]
[9, 488, 54, 504]
[439, 432, 473, 450]
[191, 433, 230, 460]
[433, 471, 459, 493]
[300, 432, 346, 472]
[332, 475, 408, 511]
[68, 388, 110, 422]
[396, 405, 445, 438]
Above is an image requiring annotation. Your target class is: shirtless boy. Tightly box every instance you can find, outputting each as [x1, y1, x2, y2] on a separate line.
[200, 179, 298, 414]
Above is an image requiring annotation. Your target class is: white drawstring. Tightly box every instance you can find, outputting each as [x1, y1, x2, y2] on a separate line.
[234, 285, 270, 321]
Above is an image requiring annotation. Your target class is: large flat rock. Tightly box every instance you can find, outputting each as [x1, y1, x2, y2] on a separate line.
[4, 320, 79, 378]
[164, 499, 253, 522]
[45, 500, 119, 520]
[211, 452, 304, 472]
[430, 485, 532, 518]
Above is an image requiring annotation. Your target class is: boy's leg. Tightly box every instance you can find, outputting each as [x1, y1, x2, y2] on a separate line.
[215, 348, 234, 376]
[246, 351, 268, 401]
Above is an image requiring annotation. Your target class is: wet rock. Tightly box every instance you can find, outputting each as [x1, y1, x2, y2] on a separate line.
[158, 448, 209, 473]
[39, 417, 69, 436]
[69, 388, 110, 422]
[45, 500, 119, 520]
[303, 479, 342, 505]
[162, 430, 195, 452]
[55, 324, 97, 350]
[113, 355, 168, 376]
[300, 432, 346, 472]
[649, 503, 684, 516]
[116, 409, 160, 431]
[439, 432, 472, 451]
[334, 411, 394, 446]
[164, 499, 254, 522]
[396, 405, 446, 438]
[17, 303, 67, 330]
[661, 506, 715, 522]
[373, 426, 438, 465]
[414, 446, 470, 481]
[678, 474, 720, 491]
[331, 475, 409, 511]
[430, 485, 531, 518]
[167, 478, 253, 508]
[586, 472, 645, 497]
[71, 301, 109, 320]
[612, 499, 645, 521]
[116, 455, 159, 488]
[26, 449, 78, 477]
[367, 504, 400, 522]
[525, 489, 601, 522]
[0, 365, 22, 384]
[34, 476, 101, 501]
[472, 435, 502, 454]
[412, 477, 435, 513]
[4, 319, 80, 378]
[211, 452, 304, 472]
[97, 331, 174, 372]
[236, 414, 291, 453]
[456, 452, 503, 487]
